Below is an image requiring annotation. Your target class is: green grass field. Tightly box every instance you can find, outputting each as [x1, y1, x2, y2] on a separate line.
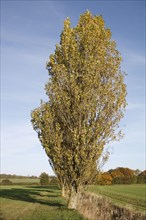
[0, 178, 40, 184]
[87, 184, 146, 212]
[1, 184, 145, 220]
[0, 185, 84, 220]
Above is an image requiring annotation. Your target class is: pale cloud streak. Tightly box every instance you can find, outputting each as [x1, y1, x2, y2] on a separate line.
[1, 123, 38, 155]
[1, 122, 54, 176]
[129, 52, 145, 64]
[121, 48, 145, 65]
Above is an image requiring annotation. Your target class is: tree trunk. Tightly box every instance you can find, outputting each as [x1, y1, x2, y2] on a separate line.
[62, 184, 65, 197]
[68, 187, 79, 209]
[61, 184, 69, 199]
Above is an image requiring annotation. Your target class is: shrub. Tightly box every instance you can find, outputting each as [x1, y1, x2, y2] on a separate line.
[98, 173, 113, 185]
[1, 179, 12, 185]
[109, 167, 136, 184]
[39, 172, 50, 186]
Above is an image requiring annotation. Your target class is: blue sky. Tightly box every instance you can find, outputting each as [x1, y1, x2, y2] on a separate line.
[1, 0, 145, 176]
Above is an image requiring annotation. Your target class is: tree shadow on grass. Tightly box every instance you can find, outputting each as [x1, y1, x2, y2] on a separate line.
[0, 186, 65, 208]
[30, 185, 60, 190]
[29, 184, 60, 193]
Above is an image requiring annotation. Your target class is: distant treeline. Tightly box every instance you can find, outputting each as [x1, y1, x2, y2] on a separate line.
[1, 167, 146, 185]
[94, 168, 146, 185]
[0, 174, 58, 185]
[0, 174, 39, 179]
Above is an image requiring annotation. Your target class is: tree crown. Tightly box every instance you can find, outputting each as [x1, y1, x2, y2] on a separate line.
[31, 11, 127, 192]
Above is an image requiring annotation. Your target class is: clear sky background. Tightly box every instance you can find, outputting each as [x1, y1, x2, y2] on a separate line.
[1, 0, 145, 176]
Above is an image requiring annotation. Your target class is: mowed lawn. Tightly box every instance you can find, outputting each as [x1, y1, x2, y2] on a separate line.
[87, 184, 146, 212]
[0, 185, 84, 220]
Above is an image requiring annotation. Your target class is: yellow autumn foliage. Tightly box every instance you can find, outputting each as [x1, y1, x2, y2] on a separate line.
[31, 11, 127, 195]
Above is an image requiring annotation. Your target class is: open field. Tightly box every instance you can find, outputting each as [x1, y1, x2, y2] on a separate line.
[1, 184, 145, 220]
[0, 178, 40, 184]
[0, 185, 84, 220]
[87, 184, 146, 212]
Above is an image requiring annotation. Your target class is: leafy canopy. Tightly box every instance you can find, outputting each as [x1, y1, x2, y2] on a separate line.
[31, 11, 127, 192]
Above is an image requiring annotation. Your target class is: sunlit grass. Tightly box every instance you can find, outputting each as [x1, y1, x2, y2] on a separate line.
[87, 184, 146, 212]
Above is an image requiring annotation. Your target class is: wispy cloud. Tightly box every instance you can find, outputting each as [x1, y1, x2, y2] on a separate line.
[121, 48, 145, 65]
[1, 122, 54, 176]
[1, 31, 57, 54]
[129, 53, 145, 64]
[1, 123, 38, 155]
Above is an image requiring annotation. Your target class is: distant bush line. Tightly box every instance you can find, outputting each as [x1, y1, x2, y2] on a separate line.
[0, 167, 145, 186]
[0, 174, 38, 179]
[0, 175, 59, 186]
[93, 168, 146, 185]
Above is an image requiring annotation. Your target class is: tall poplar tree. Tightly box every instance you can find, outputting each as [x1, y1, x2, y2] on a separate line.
[31, 11, 127, 209]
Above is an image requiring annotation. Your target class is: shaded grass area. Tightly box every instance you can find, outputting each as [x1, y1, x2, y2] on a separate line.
[0, 185, 84, 220]
[87, 184, 146, 212]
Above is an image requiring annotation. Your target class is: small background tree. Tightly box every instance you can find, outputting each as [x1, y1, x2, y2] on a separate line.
[39, 172, 50, 186]
[98, 172, 113, 185]
[1, 179, 12, 185]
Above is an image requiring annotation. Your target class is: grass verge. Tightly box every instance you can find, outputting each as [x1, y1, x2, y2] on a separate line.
[0, 185, 84, 220]
[87, 184, 146, 213]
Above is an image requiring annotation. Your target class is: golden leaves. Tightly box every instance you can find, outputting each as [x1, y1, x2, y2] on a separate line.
[31, 10, 127, 192]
